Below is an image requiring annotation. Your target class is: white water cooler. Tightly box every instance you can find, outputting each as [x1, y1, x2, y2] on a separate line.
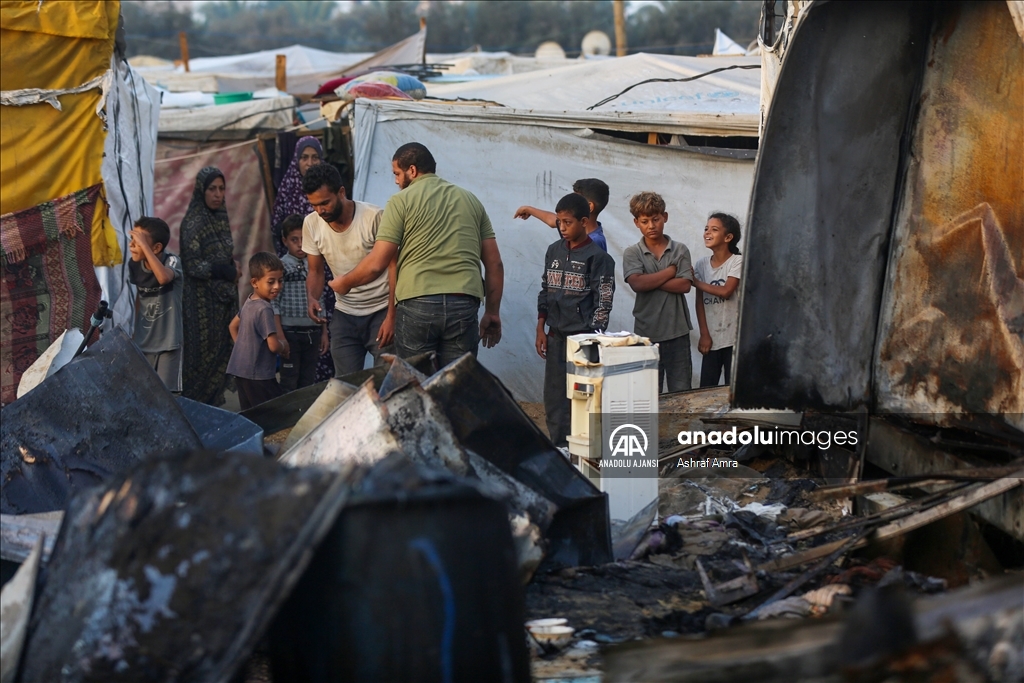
[565, 334, 660, 522]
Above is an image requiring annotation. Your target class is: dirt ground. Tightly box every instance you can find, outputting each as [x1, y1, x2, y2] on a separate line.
[517, 401, 549, 437]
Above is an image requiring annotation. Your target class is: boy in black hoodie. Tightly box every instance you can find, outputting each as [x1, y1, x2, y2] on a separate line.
[536, 193, 616, 446]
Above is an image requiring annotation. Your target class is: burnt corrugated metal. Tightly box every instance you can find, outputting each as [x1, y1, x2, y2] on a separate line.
[734, 0, 1023, 437]
[733, 1, 932, 411]
[0, 330, 203, 514]
[874, 1, 1024, 433]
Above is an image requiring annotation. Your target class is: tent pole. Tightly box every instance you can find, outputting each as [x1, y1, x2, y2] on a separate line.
[613, 0, 627, 57]
[178, 32, 190, 72]
[275, 55, 287, 92]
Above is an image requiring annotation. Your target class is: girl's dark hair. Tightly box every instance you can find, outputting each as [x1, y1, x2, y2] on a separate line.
[709, 212, 742, 254]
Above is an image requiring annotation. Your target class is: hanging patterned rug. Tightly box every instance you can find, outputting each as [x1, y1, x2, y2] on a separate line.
[0, 185, 103, 405]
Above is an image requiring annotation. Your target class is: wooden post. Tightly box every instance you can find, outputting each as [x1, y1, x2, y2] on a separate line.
[613, 0, 627, 57]
[179, 31, 190, 72]
[419, 16, 426, 30]
[275, 54, 287, 92]
[255, 136, 277, 210]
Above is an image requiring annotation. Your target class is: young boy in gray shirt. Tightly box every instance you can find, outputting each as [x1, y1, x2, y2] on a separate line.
[622, 192, 694, 393]
[228, 252, 288, 410]
[128, 217, 183, 392]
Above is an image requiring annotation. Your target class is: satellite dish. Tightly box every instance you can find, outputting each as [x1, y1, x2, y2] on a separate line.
[535, 41, 566, 61]
[581, 30, 612, 56]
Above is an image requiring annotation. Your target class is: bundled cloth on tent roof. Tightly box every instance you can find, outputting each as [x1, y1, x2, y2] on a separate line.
[0, 185, 103, 405]
[348, 71, 426, 99]
[315, 76, 355, 97]
[337, 82, 412, 103]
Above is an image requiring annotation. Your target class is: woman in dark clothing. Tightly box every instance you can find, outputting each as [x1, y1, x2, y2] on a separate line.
[270, 135, 336, 381]
[180, 166, 237, 405]
[271, 135, 323, 233]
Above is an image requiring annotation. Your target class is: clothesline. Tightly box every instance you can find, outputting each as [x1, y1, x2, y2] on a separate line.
[153, 116, 327, 164]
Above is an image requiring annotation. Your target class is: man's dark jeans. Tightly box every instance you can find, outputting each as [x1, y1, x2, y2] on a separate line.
[395, 294, 479, 369]
[330, 307, 388, 377]
[280, 327, 320, 391]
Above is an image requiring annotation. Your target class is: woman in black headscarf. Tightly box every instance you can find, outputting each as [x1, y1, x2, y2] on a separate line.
[180, 166, 237, 405]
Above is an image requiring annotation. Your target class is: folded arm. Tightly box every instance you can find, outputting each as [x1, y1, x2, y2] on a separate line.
[626, 265, 675, 293]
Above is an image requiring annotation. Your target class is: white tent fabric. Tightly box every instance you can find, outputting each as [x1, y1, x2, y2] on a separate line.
[352, 99, 755, 401]
[96, 57, 161, 334]
[713, 29, 747, 56]
[157, 96, 294, 136]
[180, 44, 370, 75]
[136, 45, 373, 94]
[426, 51, 575, 77]
[135, 39, 575, 94]
[338, 28, 426, 77]
[426, 52, 760, 128]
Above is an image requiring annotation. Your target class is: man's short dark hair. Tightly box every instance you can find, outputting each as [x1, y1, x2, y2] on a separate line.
[572, 178, 609, 216]
[302, 162, 343, 195]
[249, 251, 284, 280]
[134, 216, 170, 249]
[280, 214, 304, 239]
[393, 142, 437, 174]
[555, 193, 591, 221]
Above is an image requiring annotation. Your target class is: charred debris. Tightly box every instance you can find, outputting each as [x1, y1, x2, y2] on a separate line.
[1, 327, 1021, 682]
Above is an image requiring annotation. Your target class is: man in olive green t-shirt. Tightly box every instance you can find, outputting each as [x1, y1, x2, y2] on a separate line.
[329, 142, 504, 368]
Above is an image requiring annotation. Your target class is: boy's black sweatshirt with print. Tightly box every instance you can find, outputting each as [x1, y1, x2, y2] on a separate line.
[537, 237, 615, 334]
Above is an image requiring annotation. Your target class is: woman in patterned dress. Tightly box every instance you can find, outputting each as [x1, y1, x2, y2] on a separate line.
[180, 166, 237, 405]
[270, 135, 336, 381]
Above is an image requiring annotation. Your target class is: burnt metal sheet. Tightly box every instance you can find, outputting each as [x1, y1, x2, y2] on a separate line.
[865, 417, 1024, 542]
[269, 454, 531, 683]
[19, 449, 353, 683]
[424, 354, 614, 569]
[733, 1, 932, 410]
[281, 359, 555, 580]
[239, 352, 437, 435]
[874, 1, 1024, 433]
[0, 330, 202, 515]
[0, 536, 41, 683]
[175, 397, 263, 454]
[279, 381, 405, 469]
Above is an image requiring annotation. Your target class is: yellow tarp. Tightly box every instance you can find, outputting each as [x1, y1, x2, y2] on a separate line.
[0, 0, 122, 266]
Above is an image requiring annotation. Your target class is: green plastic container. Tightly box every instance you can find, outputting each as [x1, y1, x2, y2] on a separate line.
[214, 92, 253, 105]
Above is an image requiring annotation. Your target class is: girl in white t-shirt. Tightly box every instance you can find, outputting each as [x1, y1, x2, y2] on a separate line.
[693, 213, 743, 387]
